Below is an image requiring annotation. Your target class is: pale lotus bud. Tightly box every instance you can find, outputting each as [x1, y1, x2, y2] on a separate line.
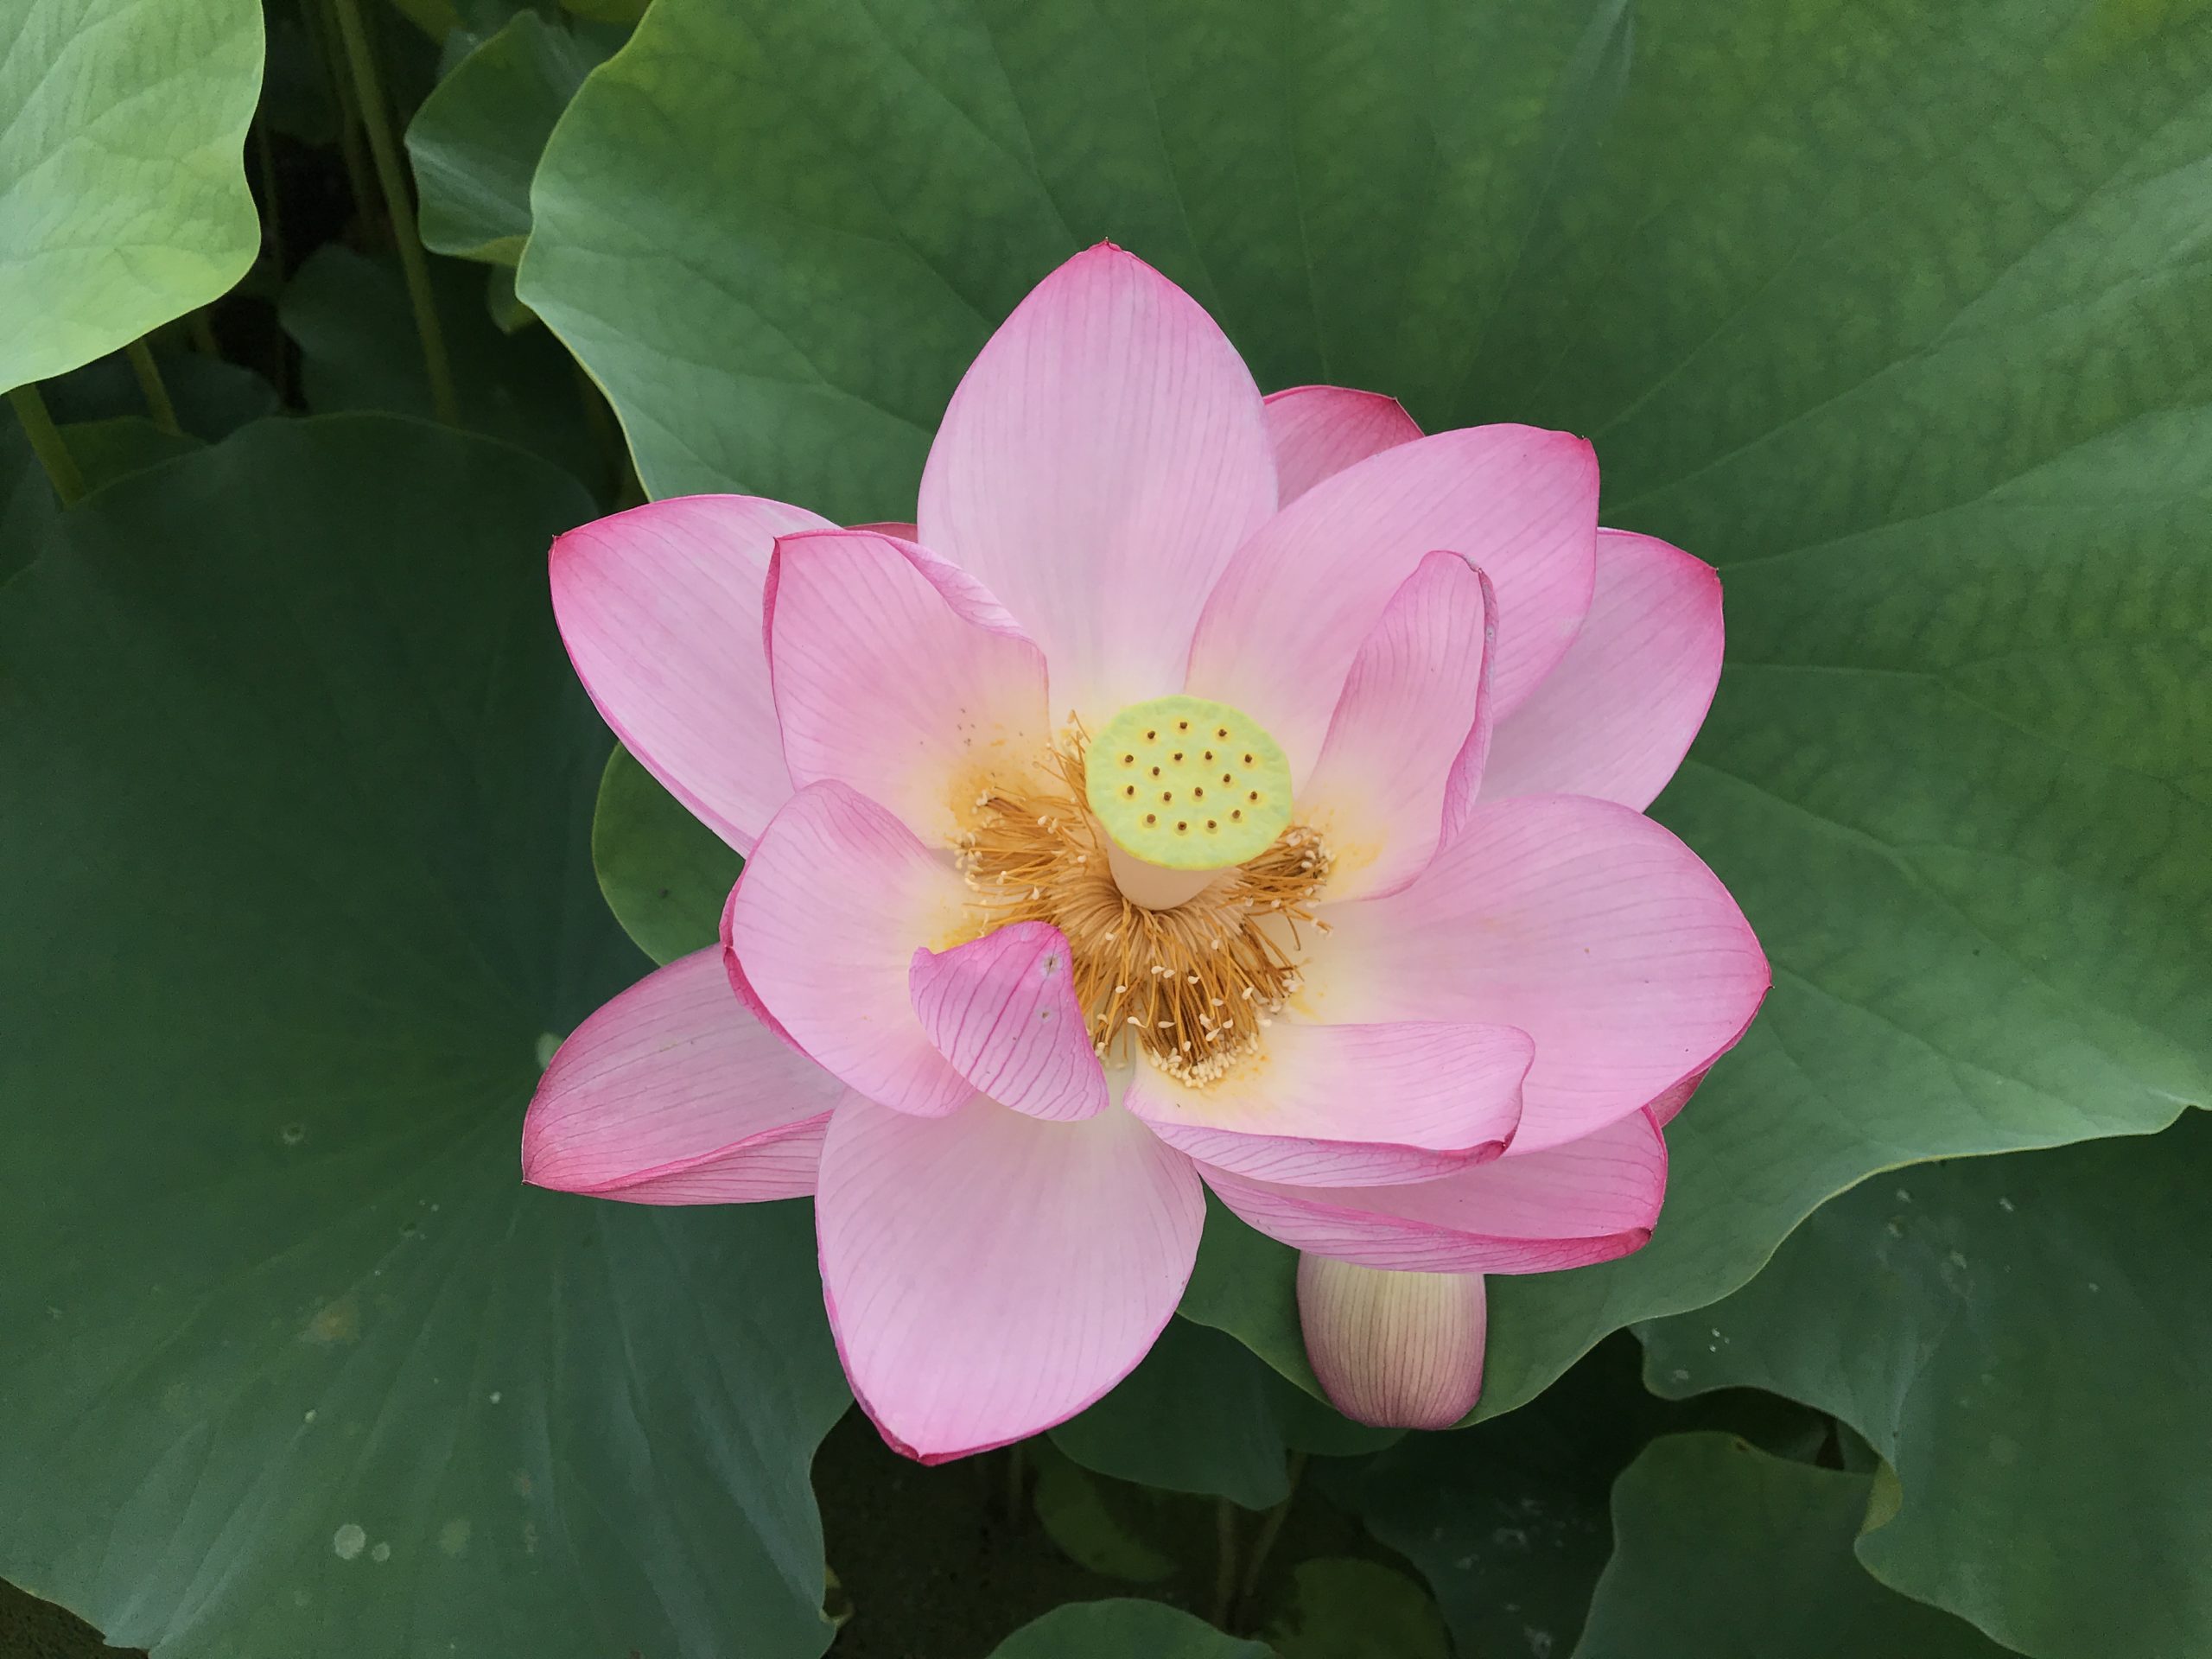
[1297, 1255, 1487, 1429]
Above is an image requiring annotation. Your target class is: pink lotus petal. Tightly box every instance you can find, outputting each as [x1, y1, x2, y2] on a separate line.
[1297, 1256, 1486, 1428]
[1646, 1065, 1709, 1128]
[1124, 1020, 1529, 1186]
[1202, 1109, 1668, 1273]
[910, 922, 1108, 1122]
[1300, 551, 1496, 902]
[849, 521, 919, 538]
[1186, 425, 1598, 774]
[1262, 385, 1421, 503]
[1302, 793, 1768, 1153]
[521, 949, 843, 1203]
[817, 1094, 1205, 1463]
[766, 527, 1050, 843]
[1480, 530, 1724, 810]
[724, 782, 975, 1116]
[917, 244, 1276, 725]
[551, 494, 834, 853]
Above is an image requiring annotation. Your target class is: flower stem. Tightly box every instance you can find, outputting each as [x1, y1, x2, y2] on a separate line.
[8, 383, 86, 505]
[327, 0, 459, 426]
[124, 339, 181, 436]
[1211, 1497, 1241, 1628]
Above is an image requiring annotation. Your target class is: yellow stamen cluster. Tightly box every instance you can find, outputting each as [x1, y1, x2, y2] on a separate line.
[957, 735, 1332, 1085]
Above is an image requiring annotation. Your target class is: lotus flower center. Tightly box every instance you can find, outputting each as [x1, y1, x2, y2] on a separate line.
[955, 699, 1330, 1086]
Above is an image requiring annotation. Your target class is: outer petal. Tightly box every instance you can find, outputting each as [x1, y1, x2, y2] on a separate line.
[910, 922, 1108, 1122]
[917, 244, 1276, 725]
[1480, 530, 1725, 809]
[1299, 551, 1495, 902]
[1300, 793, 1768, 1153]
[1124, 1021, 1529, 1186]
[817, 1094, 1205, 1462]
[1298, 1257, 1486, 1428]
[1201, 1108, 1668, 1273]
[521, 949, 842, 1203]
[551, 494, 833, 852]
[766, 527, 1050, 843]
[1263, 385, 1421, 504]
[1186, 425, 1598, 774]
[725, 782, 975, 1116]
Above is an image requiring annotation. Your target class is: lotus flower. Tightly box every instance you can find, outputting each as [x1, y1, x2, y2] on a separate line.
[523, 245, 1767, 1460]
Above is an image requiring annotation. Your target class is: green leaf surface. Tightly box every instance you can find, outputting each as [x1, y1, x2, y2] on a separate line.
[281, 243, 608, 491]
[1642, 1115, 2212, 1659]
[1320, 1333, 1828, 1659]
[988, 1599, 1271, 1659]
[513, 0, 2212, 1421]
[0, 416, 849, 1658]
[408, 12, 612, 265]
[0, 0, 264, 390]
[592, 742, 741, 965]
[1576, 1434, 2014, 1659]
[1265, 1559, 1448, 1659]
[1030, 1445, 1179, 1585]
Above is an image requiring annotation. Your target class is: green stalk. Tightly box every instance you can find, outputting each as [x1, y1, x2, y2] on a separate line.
[1236, 1451, 1305, 1616]
[302, 0, 377, 244]
[1211, 1497, 1241, 1629]
[327, 0, 460, 425]
[124, 340, 182, 435]
[9, 384, 86, 506]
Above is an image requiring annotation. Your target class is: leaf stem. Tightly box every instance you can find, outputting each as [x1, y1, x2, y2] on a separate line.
[8, 384, 86, 506]
[302, 0, 378, 246]
[124, 340, 182, 436]
[1211, 1497, 1241, 1629]
[327, 0, 459, 425]
[1236, 1450, 1305, 1616]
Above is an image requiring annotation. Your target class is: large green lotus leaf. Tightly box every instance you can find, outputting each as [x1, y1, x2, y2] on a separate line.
[408, 12, 613, 266]
[0, 0, 264, 390]
[1641, 1114, 2212, 1659]
[1577, 1435, 2015, 1659]
[0, 416, 850, 1658]
[524, 0, 2212, 1414]
[988, 1599, 1269, 1659]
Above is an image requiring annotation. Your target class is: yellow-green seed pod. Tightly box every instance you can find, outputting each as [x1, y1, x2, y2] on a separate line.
[1085, 695, 1294, 870]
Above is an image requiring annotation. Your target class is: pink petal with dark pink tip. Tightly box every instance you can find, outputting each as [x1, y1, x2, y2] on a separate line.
[1262, 385, 1421, 504]
[817, 1094, 1204, 1463]
[1201, 1109, 1668, 1273]
[1124, 1020, 1529, 1186]
[1481, 530, 1725, 810]
[1187, 424, 1598, 775]
[1301, 792, 1768, 1154]
[910, 922, 1108, 1122]
[1298, 1257, 1487, 1428]
[1299, 550, 1495, 902]
[521, 948, 843, 1203]
[766, 527, 1050, 844]
[550, 494, 833, 853]
[723, 781, 975, 1117]
[917, 244, 1276, 725]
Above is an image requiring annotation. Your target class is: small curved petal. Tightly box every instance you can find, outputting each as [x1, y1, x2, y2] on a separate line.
[522, 949, 843, 1203]
[551, 494, 833, 853]
[1298, 1256, 1486, 1428]
[1481, 530, 1725, 809]
[1646, 1065, 1708, 1128]
[1263, 385, 1421, 504]
[1125, 1021, 1529, 1186]
[849, 520, 919, 538]
[1300, 551, 1495, 902]
[725, 782, 975, 1116]
[1187, 425, 1598, 774]
[910, 922, 1108, 1122]
[1200, 1108, 1668, 1273]
[1301, 793, 1768, 1153]
[766, 527, 1050, 843]
[917, 244, 1276, 726]
[818, 1094, 1205, 1463]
